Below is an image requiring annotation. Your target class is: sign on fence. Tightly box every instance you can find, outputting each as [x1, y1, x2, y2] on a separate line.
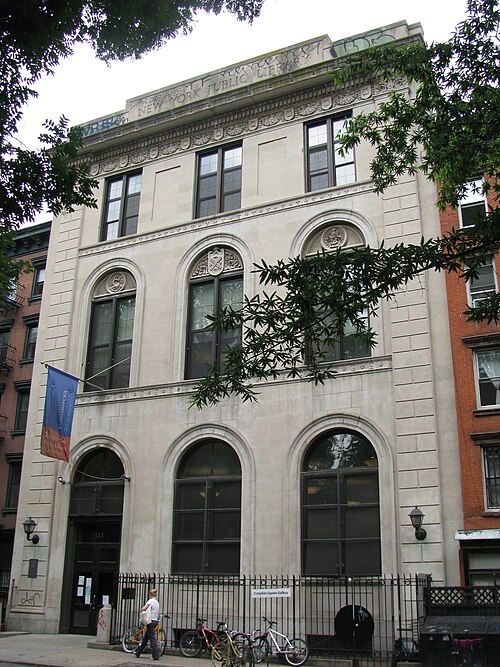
[251, 588, 292, 599]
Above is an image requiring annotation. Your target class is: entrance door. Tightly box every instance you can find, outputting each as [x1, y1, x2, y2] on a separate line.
[69, 522, 121, 634]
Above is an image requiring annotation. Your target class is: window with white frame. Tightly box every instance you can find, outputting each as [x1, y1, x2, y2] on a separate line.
[476, 348, 500, 407]
[459, 179, 487, 228]
[467, 257, 497, 307]
[483, 445, 500, 509]
[101, 171, 142, 241]
[195, 144, 242, 218]
[30, 258, 46, 299]
[306, 115, 355, 191]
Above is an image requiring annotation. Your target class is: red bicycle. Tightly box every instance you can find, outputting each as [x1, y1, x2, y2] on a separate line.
[179, 618, 228, 657]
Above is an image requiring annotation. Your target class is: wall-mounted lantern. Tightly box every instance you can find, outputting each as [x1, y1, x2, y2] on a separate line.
[22, 517, 40, 545]
[408, 506, 427, 541]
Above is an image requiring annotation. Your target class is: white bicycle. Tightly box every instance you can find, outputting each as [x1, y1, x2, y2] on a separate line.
[245, 617, 308, 666]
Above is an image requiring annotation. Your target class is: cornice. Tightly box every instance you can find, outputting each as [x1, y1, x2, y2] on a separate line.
[78, 180, 375, 258]
[75, 355, 392, 407]
[83, 77, 407, 178]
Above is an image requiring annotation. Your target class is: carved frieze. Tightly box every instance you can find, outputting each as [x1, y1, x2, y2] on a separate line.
[87, 77, 394, 177]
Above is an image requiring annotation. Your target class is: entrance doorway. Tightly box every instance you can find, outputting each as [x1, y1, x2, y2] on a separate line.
[61, 448, 125, 635]
[69, 522, 121, 633]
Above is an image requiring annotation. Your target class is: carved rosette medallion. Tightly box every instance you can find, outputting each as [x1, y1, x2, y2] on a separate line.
[106, 272, 127, 293]
[321, 226, 348, 251]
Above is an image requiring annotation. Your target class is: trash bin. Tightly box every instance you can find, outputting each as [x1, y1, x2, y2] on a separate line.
[419, 616, 496, 666]
[419, 618, 455, 667]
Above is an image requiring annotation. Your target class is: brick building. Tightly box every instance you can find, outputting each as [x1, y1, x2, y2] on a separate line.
[440, 180, 500, 584]
[0, 221, 50, 625]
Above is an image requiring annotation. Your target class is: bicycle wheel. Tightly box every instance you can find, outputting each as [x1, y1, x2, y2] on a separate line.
[180, 630, 203, 657]
[156, 626, 167, 656]
[122, 626, 141, 653]
[211, 640, 229, 664]
[252, 638, 270, 664]
[284, 638, 308, 666]
[233, 644, 255, 667]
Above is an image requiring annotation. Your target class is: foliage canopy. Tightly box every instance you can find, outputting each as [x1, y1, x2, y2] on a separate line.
[191, 0, 500, 408]
[0, 0, 263, 297]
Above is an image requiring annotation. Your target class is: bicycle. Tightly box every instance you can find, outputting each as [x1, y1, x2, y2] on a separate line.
[212, 627, 254, 667]
[246, 617, 308, 666]
[232, 630, 266, 664]
[179, 618, 228, 657]
[122, 613, 170, 655]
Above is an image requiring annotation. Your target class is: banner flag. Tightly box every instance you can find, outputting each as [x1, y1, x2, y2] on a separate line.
[41, 366, 79, 462]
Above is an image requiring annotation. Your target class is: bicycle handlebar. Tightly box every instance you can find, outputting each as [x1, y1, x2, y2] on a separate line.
[262, 617, 277, 627]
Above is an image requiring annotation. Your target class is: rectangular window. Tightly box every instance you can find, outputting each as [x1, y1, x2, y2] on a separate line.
[467, 257, 497, 307]
[32, 266, 45, 297]
[306, 115, 355, 191]
[476, 349, 500, 407]
[101, 172, 142, 241]
[85, 296, 135, 390]
[195, 145, 242, 218]
[4, 456, 22, 510]
[302, 470, 380, 575]
[483, 446, 500, 509]
[173, 479, 241, 574]
[23, 324, 38, 361]
[13, 388, 30, 433]
[459, 179, 487, 228]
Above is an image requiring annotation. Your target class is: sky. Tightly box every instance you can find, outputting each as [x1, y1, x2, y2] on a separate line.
[17, 0, 468, 224]
[18, 0, 468, 150]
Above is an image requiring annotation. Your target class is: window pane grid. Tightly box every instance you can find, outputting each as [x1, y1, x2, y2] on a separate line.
[102, 172, 141, 240]
[196, 145, 242, 218]
[302, 431, 380, 575]
[173, 442, 241, 574]
[85, 294, 135, 391]
[307, 115, 355, 191]
[186, 275, 242, 379]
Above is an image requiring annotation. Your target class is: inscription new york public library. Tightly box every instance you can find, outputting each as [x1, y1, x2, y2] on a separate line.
[8, 22, 463, 662]
[80, 27, 396, 137]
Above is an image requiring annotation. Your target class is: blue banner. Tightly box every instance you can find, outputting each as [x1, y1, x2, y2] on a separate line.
[41, 366, 79, 461]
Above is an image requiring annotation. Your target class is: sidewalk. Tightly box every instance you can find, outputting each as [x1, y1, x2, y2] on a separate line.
[0, 632, 211, 667]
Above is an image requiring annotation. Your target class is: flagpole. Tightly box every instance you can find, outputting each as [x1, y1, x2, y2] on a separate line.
[41, 355, 132, 392]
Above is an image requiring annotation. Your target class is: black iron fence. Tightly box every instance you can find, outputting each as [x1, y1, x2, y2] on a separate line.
[111, 573, 429, 665]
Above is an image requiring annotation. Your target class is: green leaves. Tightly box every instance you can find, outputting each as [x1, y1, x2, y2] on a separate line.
[192, 1, 500, 407]
[0, 1, 264, 298]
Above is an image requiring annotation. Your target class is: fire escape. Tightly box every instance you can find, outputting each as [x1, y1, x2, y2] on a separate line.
[0, 283, 24, 439]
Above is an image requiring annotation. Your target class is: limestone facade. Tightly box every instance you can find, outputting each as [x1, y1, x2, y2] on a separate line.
[8, 23, 462, 634]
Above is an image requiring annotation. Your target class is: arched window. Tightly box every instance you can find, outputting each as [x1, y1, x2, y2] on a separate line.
[70, 448, 125, 516]
[84, 271, 136, 391]
[303, 223, 370, 361]
[185, 247, 243, 379]
[172, 440, 241, 574]
[302, 430, 380, 575]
